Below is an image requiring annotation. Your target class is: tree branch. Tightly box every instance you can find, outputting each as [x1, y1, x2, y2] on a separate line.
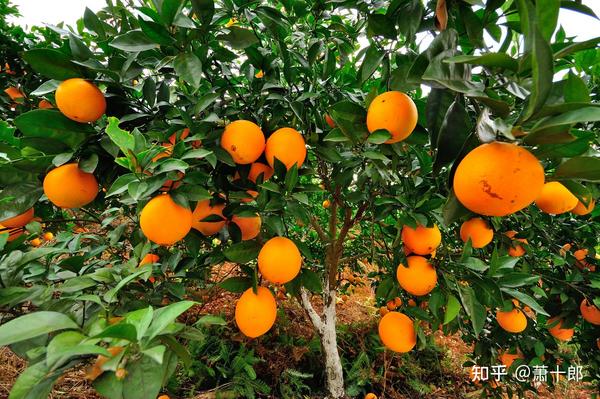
[299, 287, 323, 333]
[309, 216, 329, 242]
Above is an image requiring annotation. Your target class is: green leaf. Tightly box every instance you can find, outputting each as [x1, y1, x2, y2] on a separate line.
[463, 257, 489, 272]
[554, 157, 600, 182]
[532, 106, 600, 132]
[15, 110, 94, 149]
[443, 294, 461, 325]
[434, 100, 472, 170]
[0, 183, 42, 221]
[122, 355, 163, 399]
[8, 361, 57, 399]
[110, 30, 159, 52]
[223, 241, 261, 263]
[442, 190, 470, 226]
[536, 0, 560, 40]
[444, 53, 518, 71]
[458, 286, 486, 337]
[323, 128, 349, 142]
[46, 331, 108, 368]
[220, 27, 259, 49]
[146, 301, 195, 341]
[174, 52, 203, 89]
[93, 323, 138, 341]
[560, 0, 598, 19]
[359, 45, 385, 83]
[161, 0, 183, 25]
[105, 117, 135, 155]
[218, 277, 252, 293]
[301, 269, 322, 293]
[195, 314, 226, 326]
[367, 14, 397, 40]
[367, 129, 392, 144]
[521, 27, 553, 121]
[138, 18, 176, 46]
[83, 7, 107, 38]
[0, 311, 79, 346]
[191, 0, 215, 26]
[21, 49, 83, 80]
[563, 72, 590, 103]
[500, 288, 549, 316]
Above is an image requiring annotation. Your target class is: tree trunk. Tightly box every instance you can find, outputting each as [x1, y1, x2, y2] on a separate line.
[300, 284, 345, 398]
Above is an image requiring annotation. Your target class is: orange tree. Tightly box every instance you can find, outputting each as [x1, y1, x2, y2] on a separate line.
[0, 0, 600, 398]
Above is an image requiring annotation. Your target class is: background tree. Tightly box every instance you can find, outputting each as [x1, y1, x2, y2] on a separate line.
[0, 0, 599, 398]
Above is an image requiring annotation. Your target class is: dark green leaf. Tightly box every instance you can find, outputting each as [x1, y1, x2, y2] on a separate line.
[223, 241, 261, 263]
[554, 157, 600, 182]
[22, 49, 83, 80]
[110, 31, 159, 52]
[174, 53, 203, 89]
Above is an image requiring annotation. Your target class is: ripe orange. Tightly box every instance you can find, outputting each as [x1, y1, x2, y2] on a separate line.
[453, 142, 545, 216]
[505, 231, 527, 257]
[547, 317, 574, 341]
[499, 351, 524, 369]
[580, 299, 600, 325]
[394, 297, 403, 307]
[258, 237, 302, 284]
[364, 394, 377, 399]
[574, 248, 588, 261]
[366, 91, 417, 144]
[192, 199, 226, 235]
[140, 194, 192, 245]
[378, 311, 416, 352]
[235, 287, 277, 338]
[496, 306, 527, 333]
[158, 396, 170, 399]
[322, 199, 331, 209]
[325, 114, 336, 128]
[0, 208, 34, 228]
[386, 300, 397, 311]
[572, 198, 595, 216]
[43, 163, 98, 208]
[460, 218, 493, 248]
[231, 214, 261, 241]
[221, 120, 265, 164]
[401, 223, 441, 255]
[408, 299, 416, 307]
[38, 99, 53, 109]
[43, 232, 54, 241]
[559, 243, 572, 257]
[140, 253, 160, 266]
[30, 237, 42, 247]
[396, 256, 437, 296]
[535, 182, 578, 214]
[265, 127, 306, 170]
[55, 78, 106, 123]
[247, 162, 274, 183]
[4, 86, 24, 100]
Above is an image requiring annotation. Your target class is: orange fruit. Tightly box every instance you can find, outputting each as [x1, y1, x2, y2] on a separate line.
[364, 394, 377, 399]
[325, 114, 336, 128]
[38, 99, 53, 109]
[496, 306, 527, 333]
[55, 78, 106, 123]
[140, 194, 192, 245]
[140, 254, 159, 266]
[547, 317, 574, 341]
[535, 182, 578, 214]
[0, 208, 34, 228]
[231, 214, 261, 241]
[401, 223, 441, 255]
[4, 86, 24, 100]
[396, 256, 437, 296]
[408, 299, 416, 307]
[158, 396, 170, 399]
[265, 127, 306, 170]
[572, 198, 595, 216]
[559, 243, 572, 257]
[574, 248, 588, 260]
[580, 299, 600, 325]
[43, 232, 54, 241]
[240, 189, 259, 203]
[258, 237, 302, 284]
[460, 218, 493, 248]
[247, 162, 274, 183]
[378, 311, 416, 352]
[394, 297, 403, 307]
[30, 238, 42, 247]
[115, 368, 127, 380]
[322, 199, 331, 209]
[192, 199, 226, 235]
[499, 351, 524, 369]
[453, 142, 545, 216]
[43, 163, 98, 208]
[221, 120, 265, 164]
[366, 91, 417, 144]
[505, 231, 527, 257]
[235, 287, 277, 338]
[386, 300, 397, 311]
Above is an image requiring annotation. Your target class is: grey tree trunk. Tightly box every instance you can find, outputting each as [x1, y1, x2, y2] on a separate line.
[300, 283, 345, 398]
